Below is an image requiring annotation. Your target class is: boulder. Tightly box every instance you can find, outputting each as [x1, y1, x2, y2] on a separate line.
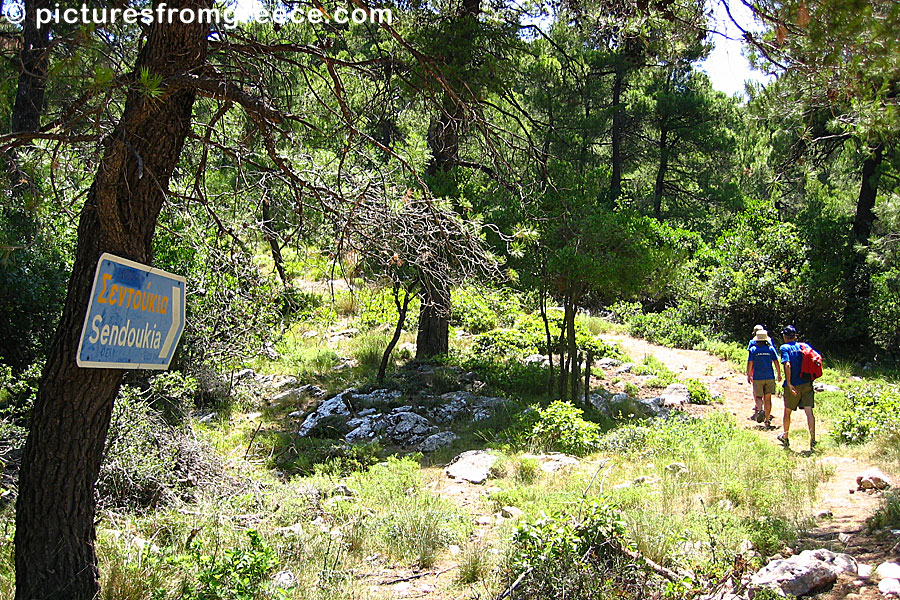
[446, 450, 499, 484]
[877, 563, 900, 580]
[590, 390, 668, 419]
[500, 506, 525, 519]
[297, 391, 353, 436]
[428, 392, 469, 423]
[419, 431, 459, 452]
[813, 382, 841, 393]
[857, 468, 892, 491]
[273, 570, 297, 589]
[617, 362, 635, 374]
[233, 368, 256, 381]
[665, 462, 689, 475]
[595, 357, 622, 369]
[520, 452, 580, 473]
[273, 383, 328, 405]
[749, 548, 857, 598]
[879, 579, 900, 597]
[662, 383, 691, 407]
[344, 414, 385, 443]
[381, 410, 435, 447]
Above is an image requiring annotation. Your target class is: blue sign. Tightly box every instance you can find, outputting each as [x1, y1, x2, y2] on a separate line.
[77, 253, 186, 369]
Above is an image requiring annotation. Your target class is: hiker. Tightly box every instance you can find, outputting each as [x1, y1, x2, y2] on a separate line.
[746, 329, 782, 426]
[777, 325, 816, 451]
[747, 324, 765, 351]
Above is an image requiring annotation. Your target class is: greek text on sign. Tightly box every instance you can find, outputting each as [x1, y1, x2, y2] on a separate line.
[77, 253, 186, 369]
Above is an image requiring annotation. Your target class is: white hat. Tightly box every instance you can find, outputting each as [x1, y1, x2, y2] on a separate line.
[753, 324, 765, 333]
[755, 330, 769, 342]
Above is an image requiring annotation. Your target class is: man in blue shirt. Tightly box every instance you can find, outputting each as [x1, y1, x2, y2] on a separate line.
[746, 329, 782, 426]
[776, 325, 816, 451]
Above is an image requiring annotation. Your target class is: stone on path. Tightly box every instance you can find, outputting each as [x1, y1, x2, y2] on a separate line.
[500, 506, 525, 519]
[749, 548, 857, 598]
[879, 579, 900, 597]
[877, 563, 900, 580]
[662, 383, 690, 407]
[520, 452, 580, 473]
[445, 450, 498, 484]
[857, 468, 892, 491]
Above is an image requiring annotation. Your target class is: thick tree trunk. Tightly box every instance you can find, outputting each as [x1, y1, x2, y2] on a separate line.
[415, 279, 450, 359]
[852, 143, 883, 244]
[11, 0, 51, 135]
[14, 5, 210, 598]
[653, 129, 669, 219]
[609, 62, 625, 206]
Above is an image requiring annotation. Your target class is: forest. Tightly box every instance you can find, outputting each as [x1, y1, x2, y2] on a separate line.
[0, 0, 899, 598]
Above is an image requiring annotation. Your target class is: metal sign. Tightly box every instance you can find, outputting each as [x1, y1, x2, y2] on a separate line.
[77, 253, 186, 369]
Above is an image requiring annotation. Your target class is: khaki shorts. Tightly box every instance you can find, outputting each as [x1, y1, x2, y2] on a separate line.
[784, 382, 814, 411]
[753, 379, 776, 397]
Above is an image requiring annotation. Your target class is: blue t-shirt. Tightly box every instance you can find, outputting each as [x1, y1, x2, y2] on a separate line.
[780, 341, 808, 386]
[748, 342, 778, 380]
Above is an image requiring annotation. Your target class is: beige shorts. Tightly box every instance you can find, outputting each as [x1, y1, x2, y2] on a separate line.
[784, 382, 815, 411]
[753, 379, 776, 397]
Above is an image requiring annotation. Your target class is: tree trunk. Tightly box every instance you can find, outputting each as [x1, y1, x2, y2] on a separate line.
[11, 0, 51, 135]
[14, 5, 210, 598]
[262, 195, 288, 284]
[653, 128, 669, 219]
[609, 62, 625, 206]
[567, 303, 578, 402]
[378, 285, 412, 383]
[415, 279, 450, 359]
[539, 286, 554, 393]
[852, 143, 883, 244]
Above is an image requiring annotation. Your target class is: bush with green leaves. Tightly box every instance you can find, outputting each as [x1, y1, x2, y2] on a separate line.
[831, 386, 900, 445]
[506, 503, 653, 600]
[627, 308, 706, 349]
[684, 378, 713, 405]
[531, 401, 601, 456]
[451, 286, 521, 333]
[0, 360, 41, 424]
[179, 529, 280, 600]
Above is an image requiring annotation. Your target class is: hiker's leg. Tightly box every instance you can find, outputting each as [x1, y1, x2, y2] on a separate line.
[783, 407, 791, 437]
[763, 394, 772, 421]
[804, 406, 815, 443]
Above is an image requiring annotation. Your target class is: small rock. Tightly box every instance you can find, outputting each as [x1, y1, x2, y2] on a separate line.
[519, 453, 580, 473]
[666, 462, 689, 475]
[331, 484, 357, 497]
[838, 532, 853, 544]
[500, 506, 525, 519]
[857, 468, 892, 491]
[392, 581, 412, 593]
[879, 579, 900, 597]
[233, 368, 256, 380]
[246, 412, 262, 420]
[662, 383, 691, 407]
[273, 570, 296, 588]
[617, 362, 635, 374]
[877, 563, 900, 580]
[421, 583, 436, 594]
[445, 450, 499, 485]
[276, 523, 305, 536]
[197, 412, 217, 423]
[523, 354, 550, 366]
[595, 357, 622, 369]
[816, 510, 833, 519]
[419, 431, 459, 452]
[858, 564, 873, 578]
[475, 516, 493, 526]
[448, 544, 461, 556]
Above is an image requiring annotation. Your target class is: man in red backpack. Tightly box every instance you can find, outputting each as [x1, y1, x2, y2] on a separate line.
[777, 325, 816, 451]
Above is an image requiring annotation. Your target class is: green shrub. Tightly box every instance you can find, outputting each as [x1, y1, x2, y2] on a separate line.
[451, 287, 521, 334]
[266, 436, 381, 477]
[0, 361, 41, 424]
[624, 382, 640, 396]
[462, 357, 549, 399]
[531, 401, 601, 456]
[633, 356, 677, 388]
[627, 308, 705, 349]
[831, 386, 900, 445]
[685, 378, 713, 405]
[350, 331, 392, 372]
[181, 529, 279, 600]
[147, 371, 198, 425]
[867, 491, 900, 532]
[506, 503, 652, 600]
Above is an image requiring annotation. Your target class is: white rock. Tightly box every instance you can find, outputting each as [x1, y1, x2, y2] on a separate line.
[445, 450, 499, 484]
[520, 452, 580, 473]
[273, 570, 296, 588]
[662, 383, 691, 407]
[859, 564, 873, 578]
[419, 431, 459, 452]
[877, 563, 900, 580]
[297, 391, 353, 436]
[501, 506, 525, 519]
[879, 579, 900, 596]
[858, 468, 892, 490]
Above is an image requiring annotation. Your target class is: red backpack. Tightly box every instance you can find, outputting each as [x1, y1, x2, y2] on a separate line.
[798, 343, 823, 381]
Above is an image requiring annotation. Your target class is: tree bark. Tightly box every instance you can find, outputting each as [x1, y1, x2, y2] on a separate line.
[653, 128, 669, 219]
[11, 0, 51, 135]
[539, 286, 554, 393]
[852, 143, 883, 244]
[415, 279, 450, 359]
[14, 4, 210, 598]
[262, 195, 288, 284]
[609, 62, 625, 206]
[378, 284, 412, 383]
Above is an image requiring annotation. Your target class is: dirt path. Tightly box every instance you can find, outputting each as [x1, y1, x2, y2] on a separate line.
[600, 334, 892, 564]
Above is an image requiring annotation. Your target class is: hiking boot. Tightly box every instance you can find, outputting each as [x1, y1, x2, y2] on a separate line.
[764, 417, 773, 429]
[776, 432, 789, 447]
[809, 440, 817, 451]
[754, 409, 766, 423]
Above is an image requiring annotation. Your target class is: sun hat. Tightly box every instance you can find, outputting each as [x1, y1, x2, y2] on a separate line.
[753, 324, 765, 333]
[782, 325, 797, 336]
[755, 330, 769, 342]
